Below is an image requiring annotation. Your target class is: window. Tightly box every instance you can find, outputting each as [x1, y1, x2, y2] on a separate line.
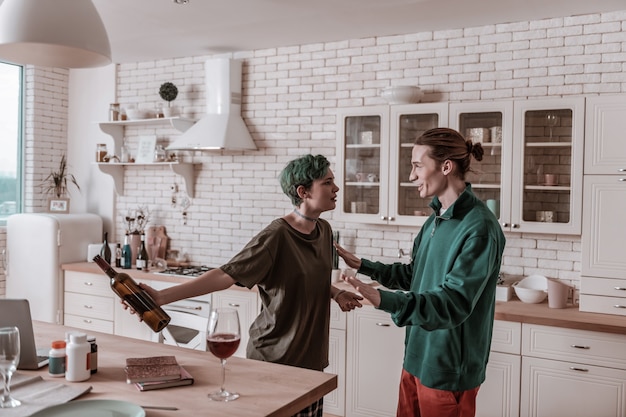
[0, 62, 22, 223]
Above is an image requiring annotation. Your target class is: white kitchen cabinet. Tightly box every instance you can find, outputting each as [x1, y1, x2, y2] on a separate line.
[450, 98, 585, 234]
[96, 117, 197, 196]
[63, 270, 115, 334]
[211, 288, 260, 358]
[345, 305, 404, 417]
[476, 320, 521, 417]
[325, 302, 347, 416]
[580, 94, 626, 316]
[520, 324, 626, 417]
[336, 103, 448, 226]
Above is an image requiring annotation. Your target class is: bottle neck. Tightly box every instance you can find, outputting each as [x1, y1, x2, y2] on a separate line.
[93, 255, 117, 278]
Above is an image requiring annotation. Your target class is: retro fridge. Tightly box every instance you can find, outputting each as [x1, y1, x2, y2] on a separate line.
[6, 213, 103, 323]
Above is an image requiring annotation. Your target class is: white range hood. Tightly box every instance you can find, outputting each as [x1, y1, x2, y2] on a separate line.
[167, 58, 257, 151]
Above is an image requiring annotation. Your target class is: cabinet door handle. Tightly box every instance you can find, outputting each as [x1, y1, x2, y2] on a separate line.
[569, 366, 589, 372]
[618, 168, 626, 172]
[83, 282, 93, 286]
[501, 222, 509, 227]
[380, 216, 387, 221]
[512, 224, 520, 229]
[570, 344, 590, 349]
[614, 304, 626, 309]
[619, 178, 626, 182]
[375, 322, 390, 327]
[228, 303, 240, 307]
[83, 319, 92, 324]
[614, 287, 626, 291]
[83, 305, 93, 309]
[167, 304, 202, 311]
[388, 217, 395, 221]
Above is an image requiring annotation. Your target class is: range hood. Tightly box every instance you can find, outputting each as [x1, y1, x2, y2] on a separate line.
[167, 58, 257, 151]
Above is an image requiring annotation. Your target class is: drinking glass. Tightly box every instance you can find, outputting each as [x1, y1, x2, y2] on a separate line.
[546, 113, 558, 141]
[0, 326, 21, 408]
[206, 308, 241, 401]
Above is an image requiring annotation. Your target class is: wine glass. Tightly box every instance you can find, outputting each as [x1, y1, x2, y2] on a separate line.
[206, 308, 241, 402]
[0, 326, 21, 408]
[546, 113, 558, 141]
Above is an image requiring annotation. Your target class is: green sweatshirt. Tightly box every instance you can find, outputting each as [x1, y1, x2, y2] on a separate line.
[359, 184, 506, 391]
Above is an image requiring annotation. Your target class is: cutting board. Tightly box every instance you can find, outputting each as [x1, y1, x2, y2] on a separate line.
[146, 226, 168, 260]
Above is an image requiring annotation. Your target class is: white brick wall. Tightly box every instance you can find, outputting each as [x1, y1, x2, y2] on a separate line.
[1, 9, 625, 297]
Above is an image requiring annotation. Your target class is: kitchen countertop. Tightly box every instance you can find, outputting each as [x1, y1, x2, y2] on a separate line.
[63, 262, 626, 335]
[29, 321, 336, 416]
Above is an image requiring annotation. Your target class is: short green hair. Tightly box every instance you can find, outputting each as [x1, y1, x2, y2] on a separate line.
[279, 154, 331, 206]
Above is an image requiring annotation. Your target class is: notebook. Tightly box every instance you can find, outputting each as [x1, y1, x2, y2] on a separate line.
[0, 299, 50, 369]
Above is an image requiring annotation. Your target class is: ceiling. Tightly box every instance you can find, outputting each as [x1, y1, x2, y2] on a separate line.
[45, 0, 626, 63]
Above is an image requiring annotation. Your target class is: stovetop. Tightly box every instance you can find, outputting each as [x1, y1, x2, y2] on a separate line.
[154, 265, 214, 278]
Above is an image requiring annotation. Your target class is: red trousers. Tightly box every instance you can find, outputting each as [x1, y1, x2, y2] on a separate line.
[396, 369, 480, 417]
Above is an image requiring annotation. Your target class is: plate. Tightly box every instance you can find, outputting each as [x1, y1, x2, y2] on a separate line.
[30, 400, 145, 417]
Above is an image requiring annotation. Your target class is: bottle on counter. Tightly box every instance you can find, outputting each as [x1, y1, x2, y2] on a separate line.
[115, 243, 122, 267]
[87, 335, 98, 374]
[121, 233, 132, 269]
[66, 332, 91, 382]
[100, 232, 112, 264]
[136, 233, 149, 271]
[48, 340, 66, 378]
[92, 255, 170, 333]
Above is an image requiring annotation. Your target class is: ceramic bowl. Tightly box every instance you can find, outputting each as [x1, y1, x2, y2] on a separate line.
[513, 275, 548, 303]
[380, 86, 423, 104]
[125, 108, 151, 120]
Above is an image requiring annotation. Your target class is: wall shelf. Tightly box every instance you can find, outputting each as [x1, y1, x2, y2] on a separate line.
[95, 162, 197, 197]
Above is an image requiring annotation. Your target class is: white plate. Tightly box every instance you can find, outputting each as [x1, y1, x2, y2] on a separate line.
[30, 400, 145, 417]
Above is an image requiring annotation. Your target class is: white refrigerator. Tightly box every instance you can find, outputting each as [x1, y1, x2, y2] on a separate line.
[6, 213, 103, 324]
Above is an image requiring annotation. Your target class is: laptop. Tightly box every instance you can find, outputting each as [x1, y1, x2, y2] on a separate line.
[0, 299, 49, 369]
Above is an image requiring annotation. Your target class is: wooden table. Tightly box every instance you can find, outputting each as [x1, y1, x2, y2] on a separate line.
[30, 321, 337, 417]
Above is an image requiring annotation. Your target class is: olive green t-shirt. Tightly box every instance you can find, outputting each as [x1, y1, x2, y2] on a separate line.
[220, 218, 333, 371]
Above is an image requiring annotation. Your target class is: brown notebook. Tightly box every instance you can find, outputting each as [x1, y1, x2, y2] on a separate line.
[125, 355, 182, 384]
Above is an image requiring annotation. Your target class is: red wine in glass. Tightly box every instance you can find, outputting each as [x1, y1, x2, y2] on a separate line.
[206, 308, 241, 401]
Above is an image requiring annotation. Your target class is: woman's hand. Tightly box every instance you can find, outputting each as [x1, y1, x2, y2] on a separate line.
[335, 290, 363, 312]
[333, 242, 362, 270]
[120, 282, 162, 320]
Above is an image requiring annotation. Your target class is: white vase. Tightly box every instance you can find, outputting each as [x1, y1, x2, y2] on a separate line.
[163, 105, 176, 118]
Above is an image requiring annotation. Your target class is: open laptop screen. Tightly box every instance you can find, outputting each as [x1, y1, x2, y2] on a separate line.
[0, 299, 49, 369]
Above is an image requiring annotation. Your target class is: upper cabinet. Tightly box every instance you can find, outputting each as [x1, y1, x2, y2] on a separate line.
[96, 117, 197, 196]
[337, 98, 585, 234]
[336, 103, 448, 226]
[584, 95, 626, 175]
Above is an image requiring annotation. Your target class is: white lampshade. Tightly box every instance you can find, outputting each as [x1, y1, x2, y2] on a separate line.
[0, 0, 111, 68]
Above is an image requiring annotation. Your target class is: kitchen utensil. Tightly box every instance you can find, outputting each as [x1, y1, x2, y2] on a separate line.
[380, 86, 423, 104]
[513, 275, 548, 303]
[146, 226, 168, 260]
[547, 278, 573, 309]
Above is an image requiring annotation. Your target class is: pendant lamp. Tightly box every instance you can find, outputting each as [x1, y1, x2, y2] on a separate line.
[0, 0, 111, 68]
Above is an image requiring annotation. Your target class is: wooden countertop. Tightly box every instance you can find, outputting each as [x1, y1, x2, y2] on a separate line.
[64, 262, 626, 335]
[30, 321, 336, 417]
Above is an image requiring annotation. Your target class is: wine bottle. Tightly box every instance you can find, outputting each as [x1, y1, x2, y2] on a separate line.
[136, 233, 149, 271]
[93, 255, 170, 333]
[121, 234, 132, 269]
[100, 232, 111, 264]
[115, 243, 122, 268]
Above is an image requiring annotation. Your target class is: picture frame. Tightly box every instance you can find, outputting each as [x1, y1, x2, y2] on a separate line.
[48, 197, 70, 213]
[135, 135, 157, 163]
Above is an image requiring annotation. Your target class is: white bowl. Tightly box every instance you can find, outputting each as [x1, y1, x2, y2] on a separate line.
[513, 275, 548, 303]
[125, 108, 151, 120]
[380, 86, 423, 104]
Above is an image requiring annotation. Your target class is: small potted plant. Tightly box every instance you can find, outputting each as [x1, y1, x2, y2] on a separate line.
[41, 155, 80, 212]
[159, 82, 178, 117]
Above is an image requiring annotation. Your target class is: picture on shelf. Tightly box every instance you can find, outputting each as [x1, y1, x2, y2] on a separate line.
[48, 198, 70, 213]
[135, 135, 157, 163]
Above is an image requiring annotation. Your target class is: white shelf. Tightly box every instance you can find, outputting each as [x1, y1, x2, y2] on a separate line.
[95, 162, 196, 197]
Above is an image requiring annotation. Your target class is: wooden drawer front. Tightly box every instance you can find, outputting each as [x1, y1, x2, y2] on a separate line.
[64, 314, 114, 334]
[65, 271, 112, 297]
[522, 324, 626, 369]
[579, 294, 626, 316]
[581, 276, 626, 298]
[330, 301, 346, 330]
[64, 293, 115, 321]
[491, 320, 522, 355]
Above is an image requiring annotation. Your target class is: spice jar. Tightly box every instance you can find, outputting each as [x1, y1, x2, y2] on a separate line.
[109, 103, 120, 121]
[96, 144, 107, 162]
[154, 145, 166, 162]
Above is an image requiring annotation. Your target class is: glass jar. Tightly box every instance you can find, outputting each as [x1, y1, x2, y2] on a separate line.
[96, 144, 107, 162]
[154, 145, 166, 162]
[109, 103, 120, 121]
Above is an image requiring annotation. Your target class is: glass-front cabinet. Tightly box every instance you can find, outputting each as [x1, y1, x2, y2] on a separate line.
[450, 98, 584, 234]
[336, 104, 448, 226]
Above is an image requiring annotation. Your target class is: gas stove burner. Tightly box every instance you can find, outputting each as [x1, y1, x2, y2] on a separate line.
[156, 265, 213, 278]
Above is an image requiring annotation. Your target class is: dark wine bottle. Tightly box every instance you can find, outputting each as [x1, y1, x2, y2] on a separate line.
[121, 233, 132, 269]
[100, 232, 111, 264]
[136, 233, 149, 271]
[115, 243, 122, 268]
[93, 255, 170, 333]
